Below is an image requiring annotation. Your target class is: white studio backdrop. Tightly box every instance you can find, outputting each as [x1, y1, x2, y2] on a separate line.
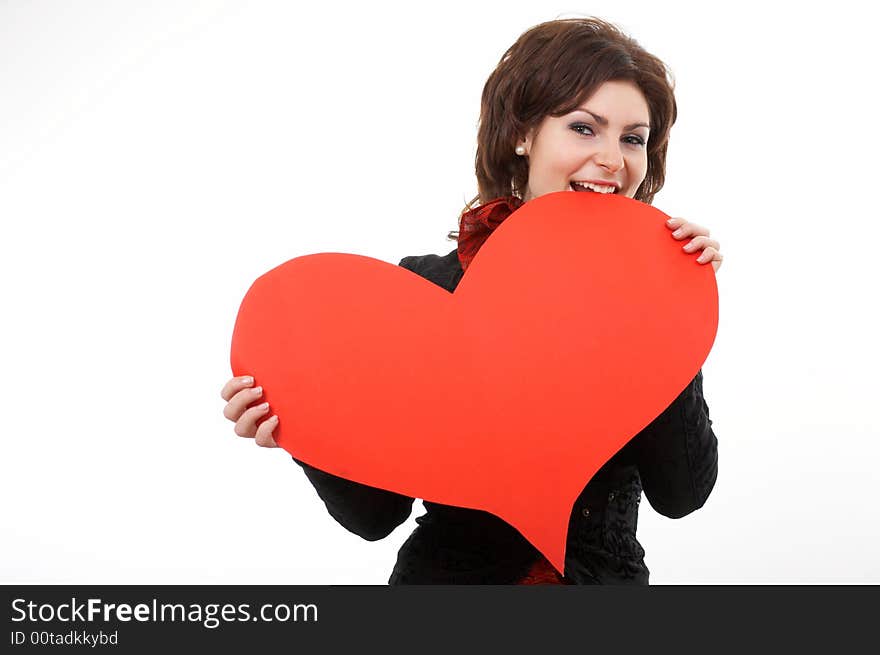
[1, 0, 877, 584]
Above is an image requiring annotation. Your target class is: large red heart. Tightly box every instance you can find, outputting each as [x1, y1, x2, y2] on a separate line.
[230, 191, 718, 572]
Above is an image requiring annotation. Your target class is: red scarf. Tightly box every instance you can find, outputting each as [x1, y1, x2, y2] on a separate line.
[456, 196, 524, 271]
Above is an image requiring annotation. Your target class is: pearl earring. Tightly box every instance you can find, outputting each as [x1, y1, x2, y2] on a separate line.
[515, 145, 526, 156]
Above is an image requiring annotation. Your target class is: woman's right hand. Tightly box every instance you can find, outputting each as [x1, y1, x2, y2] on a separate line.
[220, 375, 279, 448]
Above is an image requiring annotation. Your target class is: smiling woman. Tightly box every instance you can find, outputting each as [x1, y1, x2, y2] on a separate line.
[519, 79, 651, 200]
[468, 17, 676, 210]
[221, 16, 723, 585]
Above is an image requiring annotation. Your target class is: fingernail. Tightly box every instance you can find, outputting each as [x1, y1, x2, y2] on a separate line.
[252, 386, 263, 394]
[672, 229, 683, 237]
[683, 242, 695, 251]
[269, 415, 279, 423]
[258, 402, 269, 410]
[242, 376, 254, 385]
[666, 218, 676, 225]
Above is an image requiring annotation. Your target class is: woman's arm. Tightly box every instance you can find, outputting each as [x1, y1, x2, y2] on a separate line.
[293, 458, 415, 541]
[287, 252, 434, 540]
[635, 369, 718, 518]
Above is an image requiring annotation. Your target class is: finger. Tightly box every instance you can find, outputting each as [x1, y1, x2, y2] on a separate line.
[233, 402, 270, 437]
[696, 247, 720, 264]
[221, 375, 254, 401]
[712, 256, 723, 272]
[254, 415, 279, 448]
[223, 385, 264, 421]
[671, 222, 710, 240]
[682, 236, 720, 253]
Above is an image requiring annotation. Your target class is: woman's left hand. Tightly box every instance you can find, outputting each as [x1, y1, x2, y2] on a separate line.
[665, 217, 723, 272]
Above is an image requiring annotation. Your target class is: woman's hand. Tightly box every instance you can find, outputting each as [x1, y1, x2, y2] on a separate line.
[220, 375, 279, 448]
[666, 217, 723, 272]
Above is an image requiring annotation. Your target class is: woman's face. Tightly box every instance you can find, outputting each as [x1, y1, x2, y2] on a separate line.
[519, 80, 651, 201]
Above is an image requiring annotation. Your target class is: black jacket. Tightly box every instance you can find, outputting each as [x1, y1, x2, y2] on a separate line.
[294, 249, 718, 584]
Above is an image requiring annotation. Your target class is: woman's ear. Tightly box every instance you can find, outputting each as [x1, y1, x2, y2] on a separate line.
[519, 129, 534, 156]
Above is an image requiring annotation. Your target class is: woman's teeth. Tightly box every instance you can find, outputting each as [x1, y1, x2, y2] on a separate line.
[570, 181, 617, 194]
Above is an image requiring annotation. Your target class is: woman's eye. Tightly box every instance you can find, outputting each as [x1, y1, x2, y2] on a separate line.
[572, 124, 646, 147]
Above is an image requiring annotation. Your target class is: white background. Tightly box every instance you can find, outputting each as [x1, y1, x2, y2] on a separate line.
[2, 0, 877, 584]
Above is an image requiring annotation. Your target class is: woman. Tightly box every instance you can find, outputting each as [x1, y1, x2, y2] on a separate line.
[221, 17, 722, 584]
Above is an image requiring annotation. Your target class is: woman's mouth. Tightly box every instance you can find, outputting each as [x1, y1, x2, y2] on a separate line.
[570, 181, 619, 194]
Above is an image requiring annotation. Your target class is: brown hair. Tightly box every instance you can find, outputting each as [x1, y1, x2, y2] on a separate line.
[463, 17, 678, 217]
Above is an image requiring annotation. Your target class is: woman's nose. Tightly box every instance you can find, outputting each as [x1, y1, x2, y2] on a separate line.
[594, 142, 624, 172]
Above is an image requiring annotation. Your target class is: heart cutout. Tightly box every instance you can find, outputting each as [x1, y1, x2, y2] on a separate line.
[230, 191, 718, 572]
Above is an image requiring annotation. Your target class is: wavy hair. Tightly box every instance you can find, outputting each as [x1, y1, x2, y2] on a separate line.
[462, 17, 678, 219]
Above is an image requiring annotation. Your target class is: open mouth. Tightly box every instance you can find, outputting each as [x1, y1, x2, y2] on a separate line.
[570, 181, 619, 194]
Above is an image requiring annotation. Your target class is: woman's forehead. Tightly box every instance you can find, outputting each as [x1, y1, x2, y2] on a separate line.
[560, 81, 651, 122]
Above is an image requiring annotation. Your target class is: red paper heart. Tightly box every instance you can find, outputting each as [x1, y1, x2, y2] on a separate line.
[230, 191, 718, 572]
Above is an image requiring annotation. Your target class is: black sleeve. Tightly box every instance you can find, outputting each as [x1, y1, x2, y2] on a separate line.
[635, 369, 719, 518]
[289, 255, 426, 541]
[293, 458, 415, 541]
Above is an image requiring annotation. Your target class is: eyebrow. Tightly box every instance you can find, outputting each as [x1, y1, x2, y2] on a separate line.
[575, 108, 650, 131]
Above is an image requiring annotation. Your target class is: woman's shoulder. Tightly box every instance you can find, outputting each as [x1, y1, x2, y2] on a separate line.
[399, 249, 460, 273]
[398, 249, 463, 291]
